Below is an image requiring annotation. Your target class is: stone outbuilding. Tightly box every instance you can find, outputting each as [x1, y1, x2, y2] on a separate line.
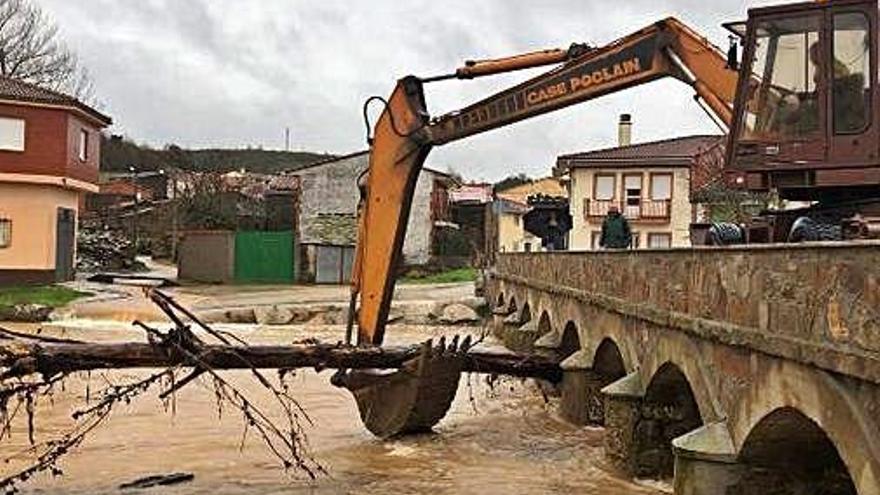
[292, 151, 457, 283]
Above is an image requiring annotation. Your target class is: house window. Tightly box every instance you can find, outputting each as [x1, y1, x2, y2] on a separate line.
[0, 219, 10, 248]
[650, 173, 673, 200]
[78, 129, 89, 161]
[594, 174, 616, 200]
[0, 117, 25, 151]
[631, 231, 641, 249]
[647, 232, 672, 248]
[833, 12, 871, 134]
[623, 174, 642, 218]
[523, 242, 532, 252]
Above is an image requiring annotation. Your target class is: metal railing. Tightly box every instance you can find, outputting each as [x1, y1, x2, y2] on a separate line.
[584, 199, 670, 220]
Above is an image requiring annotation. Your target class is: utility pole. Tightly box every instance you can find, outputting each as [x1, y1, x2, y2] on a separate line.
[128, 165, 139, 261]
[285, 127, 290, 151]
[169, 169, 178, 263]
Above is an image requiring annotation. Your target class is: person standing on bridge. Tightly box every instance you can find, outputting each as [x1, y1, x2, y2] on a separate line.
[599, 204, 633, 249]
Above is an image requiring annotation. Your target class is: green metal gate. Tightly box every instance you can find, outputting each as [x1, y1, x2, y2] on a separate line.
[234, 231, 295, 283]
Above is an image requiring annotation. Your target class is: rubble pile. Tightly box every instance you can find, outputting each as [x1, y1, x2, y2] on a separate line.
[76, 227, 141, 272]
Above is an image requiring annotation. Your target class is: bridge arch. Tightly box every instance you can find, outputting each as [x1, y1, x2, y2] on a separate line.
[582, 337, 628, 425]
[519, 302, 532, 324]
[730, 362, 880, 494]
[537, 311, 552, 335]
[735, 407, 856, 494]
[592, 338, 627, 379]
[495, 292, 505, 310]
[559, 321, 581, 358]
[637, 362, 704, 479]
[506, 295, 518, 315]
[640, 337, 721, 424]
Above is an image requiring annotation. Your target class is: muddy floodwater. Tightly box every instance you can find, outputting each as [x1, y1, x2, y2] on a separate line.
[2, 321, 667, 495]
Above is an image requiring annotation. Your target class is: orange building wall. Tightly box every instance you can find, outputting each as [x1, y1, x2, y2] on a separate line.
[0, 182, 79, 271]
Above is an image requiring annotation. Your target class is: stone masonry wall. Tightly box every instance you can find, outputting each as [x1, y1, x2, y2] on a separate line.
[296, 152, 437, 265]
[495, 243, 880, 381]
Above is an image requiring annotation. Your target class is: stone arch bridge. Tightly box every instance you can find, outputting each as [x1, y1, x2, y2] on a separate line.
[487, 243, 880, 495]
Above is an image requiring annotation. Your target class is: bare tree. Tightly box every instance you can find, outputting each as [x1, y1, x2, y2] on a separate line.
[0, 0, 93, 100]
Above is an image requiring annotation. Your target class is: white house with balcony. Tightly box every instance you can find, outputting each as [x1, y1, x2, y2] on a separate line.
[558, 134, 724, 250]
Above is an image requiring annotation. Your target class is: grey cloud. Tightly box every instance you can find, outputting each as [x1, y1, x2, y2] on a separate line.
[40, 0, 780, 179]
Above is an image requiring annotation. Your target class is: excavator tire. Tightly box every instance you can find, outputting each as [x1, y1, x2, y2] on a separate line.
[788, 217, 842, 243]
[708, 222, 744, 245]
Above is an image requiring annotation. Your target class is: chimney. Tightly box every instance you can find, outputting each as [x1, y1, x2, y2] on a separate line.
[618, 113, 632, 147]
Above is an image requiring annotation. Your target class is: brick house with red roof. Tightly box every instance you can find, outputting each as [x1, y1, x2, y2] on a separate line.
[557, 134, 724, 249]
[0, 77, 112, 284]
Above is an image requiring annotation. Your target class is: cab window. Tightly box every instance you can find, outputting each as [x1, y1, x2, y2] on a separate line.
[741, 16, 821, 140]
[832, 12, 871, 134]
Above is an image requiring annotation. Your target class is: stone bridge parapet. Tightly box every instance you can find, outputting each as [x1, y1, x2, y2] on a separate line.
[494, 242, 880, 382]
[488, 242, 880, 495]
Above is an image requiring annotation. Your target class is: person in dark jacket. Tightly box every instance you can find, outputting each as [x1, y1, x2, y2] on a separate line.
[599, 205, 632, 249]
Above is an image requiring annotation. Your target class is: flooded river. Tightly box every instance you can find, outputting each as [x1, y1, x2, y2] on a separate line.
[2, 321, 666, 494]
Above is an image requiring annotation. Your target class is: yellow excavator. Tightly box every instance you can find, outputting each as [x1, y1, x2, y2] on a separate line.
[341, 0, 880, 437]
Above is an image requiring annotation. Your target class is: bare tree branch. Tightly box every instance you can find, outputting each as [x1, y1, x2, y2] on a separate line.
[0, 0, 94, 101]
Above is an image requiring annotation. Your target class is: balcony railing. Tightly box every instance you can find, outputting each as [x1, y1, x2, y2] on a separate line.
[584, 199, 670, 221]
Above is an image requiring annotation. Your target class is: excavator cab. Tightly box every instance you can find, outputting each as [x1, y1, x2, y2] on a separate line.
[727, 0, 878, 202]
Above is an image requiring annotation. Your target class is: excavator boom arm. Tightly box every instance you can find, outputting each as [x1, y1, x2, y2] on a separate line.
[354, 17, 738, 346]
[429, 18, 736, 145]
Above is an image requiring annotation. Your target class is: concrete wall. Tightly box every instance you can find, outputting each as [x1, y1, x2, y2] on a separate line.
[178, 230, 235, 283]
[568, 166, 692, 249]
[0, 182, 79, 272]
[296, 152, 441, 266]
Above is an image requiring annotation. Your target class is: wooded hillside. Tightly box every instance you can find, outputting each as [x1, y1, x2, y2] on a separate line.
[100, 135, 336, 174]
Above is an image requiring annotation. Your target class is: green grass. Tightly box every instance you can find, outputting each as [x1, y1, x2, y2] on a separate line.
[0, 285, 92, 308]
[400, 267, 478, 285]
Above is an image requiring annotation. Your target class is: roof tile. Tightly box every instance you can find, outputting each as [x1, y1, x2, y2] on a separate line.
[558, 135, 722, 167]
[0, 76, 111, 125]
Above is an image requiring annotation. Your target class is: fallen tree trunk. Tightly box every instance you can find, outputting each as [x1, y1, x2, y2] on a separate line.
[0, 341, 562, 382]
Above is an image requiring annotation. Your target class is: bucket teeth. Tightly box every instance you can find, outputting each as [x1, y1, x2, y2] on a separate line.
[461, 335, 473, 352]
[344, 335, 464, 438]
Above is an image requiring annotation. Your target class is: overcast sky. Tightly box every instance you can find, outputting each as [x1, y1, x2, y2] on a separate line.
[40, 0, 782, 182]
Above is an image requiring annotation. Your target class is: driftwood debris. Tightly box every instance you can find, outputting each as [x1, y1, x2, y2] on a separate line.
[119, 472, 194, 490]
[0, 288, 562, 491]
[0, 340, 562, 382]
[0, 288, 561, 382]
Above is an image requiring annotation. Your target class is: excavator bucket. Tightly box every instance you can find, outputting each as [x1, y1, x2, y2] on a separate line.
[335, 337, 467, 438]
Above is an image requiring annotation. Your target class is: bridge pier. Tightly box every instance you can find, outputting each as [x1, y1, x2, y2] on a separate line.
[503, 320, 542, 353]
[491, 306, 510, 339]
[552, 350, 606, 425]
[555, 350, 598, 425]
[601, 372, 644, 475]
[672, 423, 742, 495]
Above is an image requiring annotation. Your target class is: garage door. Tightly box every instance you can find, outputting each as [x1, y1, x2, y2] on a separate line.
[315, 245, 355, 284]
